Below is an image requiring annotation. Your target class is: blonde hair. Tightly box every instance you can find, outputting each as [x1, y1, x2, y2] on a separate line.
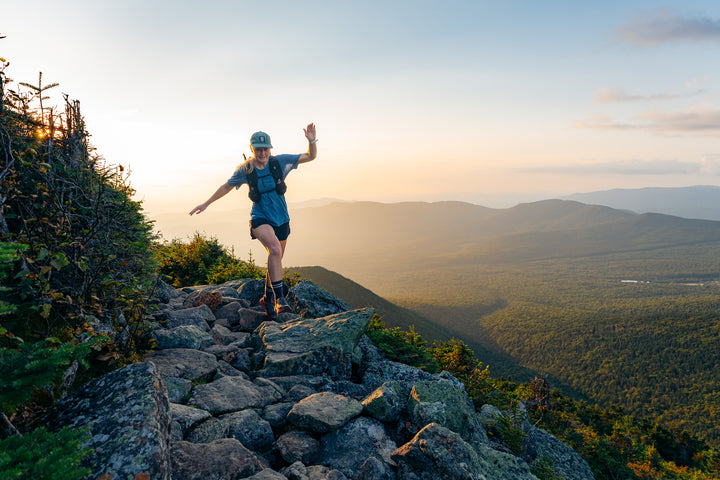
[237, 156, 256, 176]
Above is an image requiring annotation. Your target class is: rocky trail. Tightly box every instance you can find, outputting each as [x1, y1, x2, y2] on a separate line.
[46, 278, 595, 480]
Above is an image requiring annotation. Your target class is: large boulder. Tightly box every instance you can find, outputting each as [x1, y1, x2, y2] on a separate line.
[154, 325, 213, 349]
[362, 359, 437, 398]
[523, 418, 595, 480]
[171, 438, 266, 480]
[188, 375, 282, 415]
[170, 403, 212, 441]
[146, 348, 218, 382]
[318, 416, 397, 478]
[392, 423, 491, 480]
[361, 380, 404, 423]
[287, 392, 363, 434]
[46, 361, 171, 480]
[164, 304, 215, 331]
[288, 280, 351, 318]
[155, 277, 180, 303]
[254, 308, 374, 379]
[183, 289, 223, 311]
[221, 409, 275, 451]
[275, 430, 320, 465]
[407, 376, 488, 447]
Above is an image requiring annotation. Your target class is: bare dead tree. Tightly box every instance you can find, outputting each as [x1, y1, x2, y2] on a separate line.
[19, 71, 58, 126]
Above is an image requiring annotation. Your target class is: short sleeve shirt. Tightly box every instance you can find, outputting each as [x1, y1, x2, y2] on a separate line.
[227, 154, 300, 226]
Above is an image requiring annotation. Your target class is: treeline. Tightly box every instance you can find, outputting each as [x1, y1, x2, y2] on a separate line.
[0, 52, 164, 476]
[366, 317, 720, 480]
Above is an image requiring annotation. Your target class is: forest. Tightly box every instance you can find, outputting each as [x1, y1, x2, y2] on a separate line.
[283, 202, 720, 450]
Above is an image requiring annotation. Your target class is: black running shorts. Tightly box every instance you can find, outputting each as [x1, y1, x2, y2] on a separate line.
[250, 218, 291, 241]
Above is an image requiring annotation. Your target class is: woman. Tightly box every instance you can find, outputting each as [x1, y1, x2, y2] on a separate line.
[189, 123, 318, 319]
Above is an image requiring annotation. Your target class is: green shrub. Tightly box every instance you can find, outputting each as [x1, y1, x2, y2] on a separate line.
[0, 334, 96, 416]
[156, 232, 264, 287]
[366, 315, 439, 372]
[530, 456, 562, 480]
[0, 426, 91, 480]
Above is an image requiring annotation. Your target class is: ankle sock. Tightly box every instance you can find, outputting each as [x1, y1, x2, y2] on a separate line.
[271, 280, 284, 301]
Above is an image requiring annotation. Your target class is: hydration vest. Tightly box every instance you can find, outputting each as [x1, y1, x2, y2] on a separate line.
[246, 156, 287, 203]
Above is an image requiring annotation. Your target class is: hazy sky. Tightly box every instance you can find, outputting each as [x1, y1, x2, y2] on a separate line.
[4, 0, 720, 213]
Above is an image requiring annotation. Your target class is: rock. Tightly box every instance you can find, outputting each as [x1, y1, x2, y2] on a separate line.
[287, 392, 363, 434]
[211, 322, 248, 345]
[307, 465, 349, 480]
[356, 456, 394, 480]
[362, 360, 437, 398]
[276, 430, 320, 464]
[237, 307, 271, 331]
[254, 377, 286, 398]
[323, 380, 371, 401]
[263, 402, 295, 428]
[215, 360, 251, 379]
[165, 376, 193, 403]
[171, 403, 212, 441]
[188, 375, 282, 415]
[243, 469, 289, 480]
[281, 462, 349, 480]
[171, 438, 266, 480]
[46, 361, 171, 480]
[288, 384, 317, 402]
[186, 417, 229, 443]
[288, 281, 351, 319]
[214, 301, 243, 324]
[362, 381, 404, 423]
[392, 423, 490, 480]
[407, 377, 488, 447]
[204, 343, 251, 372]
[266, 375, 331, 392]
[254, 308, 374, 379]
[216, 285, 242, 298]
[184, 289, 223, 312]
[164, 304, 215, 331]
[221, 409, 275, 451]
[522, 423, 595, 480]
[155, 277, 180, 303]
[238, 279, 266, 304]
[154, 325, 213, 349]
[147, 348, 218, 382]
[474, 444, 539, 480]
[318, 417, 397, 478]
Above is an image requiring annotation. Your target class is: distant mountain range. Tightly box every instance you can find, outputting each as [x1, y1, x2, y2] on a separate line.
[563, 185, 720, 220]
[287, 197, 720, 279]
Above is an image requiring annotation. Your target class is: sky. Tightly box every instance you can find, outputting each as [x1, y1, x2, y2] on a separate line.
[3, 0, 720, 216]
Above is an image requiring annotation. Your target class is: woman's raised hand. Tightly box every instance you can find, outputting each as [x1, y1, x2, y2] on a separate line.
[303, 123, 316, 142]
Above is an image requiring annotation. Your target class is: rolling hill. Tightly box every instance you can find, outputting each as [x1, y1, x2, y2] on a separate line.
[564, 185, 720, 221]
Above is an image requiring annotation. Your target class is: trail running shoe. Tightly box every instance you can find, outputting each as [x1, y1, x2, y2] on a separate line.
[260, 296, 278, 320]
[275, 296, 291, 314]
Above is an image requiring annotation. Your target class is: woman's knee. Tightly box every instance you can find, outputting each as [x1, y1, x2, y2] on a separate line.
[266, 242, 283, 259]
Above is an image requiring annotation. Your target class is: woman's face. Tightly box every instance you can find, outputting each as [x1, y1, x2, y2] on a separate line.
[252, 146, 271, 164]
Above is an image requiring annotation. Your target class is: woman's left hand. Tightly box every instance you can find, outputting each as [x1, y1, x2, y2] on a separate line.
[303, 123, 316, 142]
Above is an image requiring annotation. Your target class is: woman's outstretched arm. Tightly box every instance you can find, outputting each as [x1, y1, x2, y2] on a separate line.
[189, 182, 234, 215]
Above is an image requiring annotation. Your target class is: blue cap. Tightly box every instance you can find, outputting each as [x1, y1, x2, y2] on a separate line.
[250, 131, 272, 148]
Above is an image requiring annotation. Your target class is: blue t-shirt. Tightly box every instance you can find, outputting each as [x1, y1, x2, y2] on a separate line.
[227, 154, 300, 226]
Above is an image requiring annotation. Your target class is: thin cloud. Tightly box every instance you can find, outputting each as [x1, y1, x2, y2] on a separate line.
[518, 159, 700, 175]
[618, 9, 720, 45]
[575, 108, 720, 136]
[594, 87, 702, 103]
